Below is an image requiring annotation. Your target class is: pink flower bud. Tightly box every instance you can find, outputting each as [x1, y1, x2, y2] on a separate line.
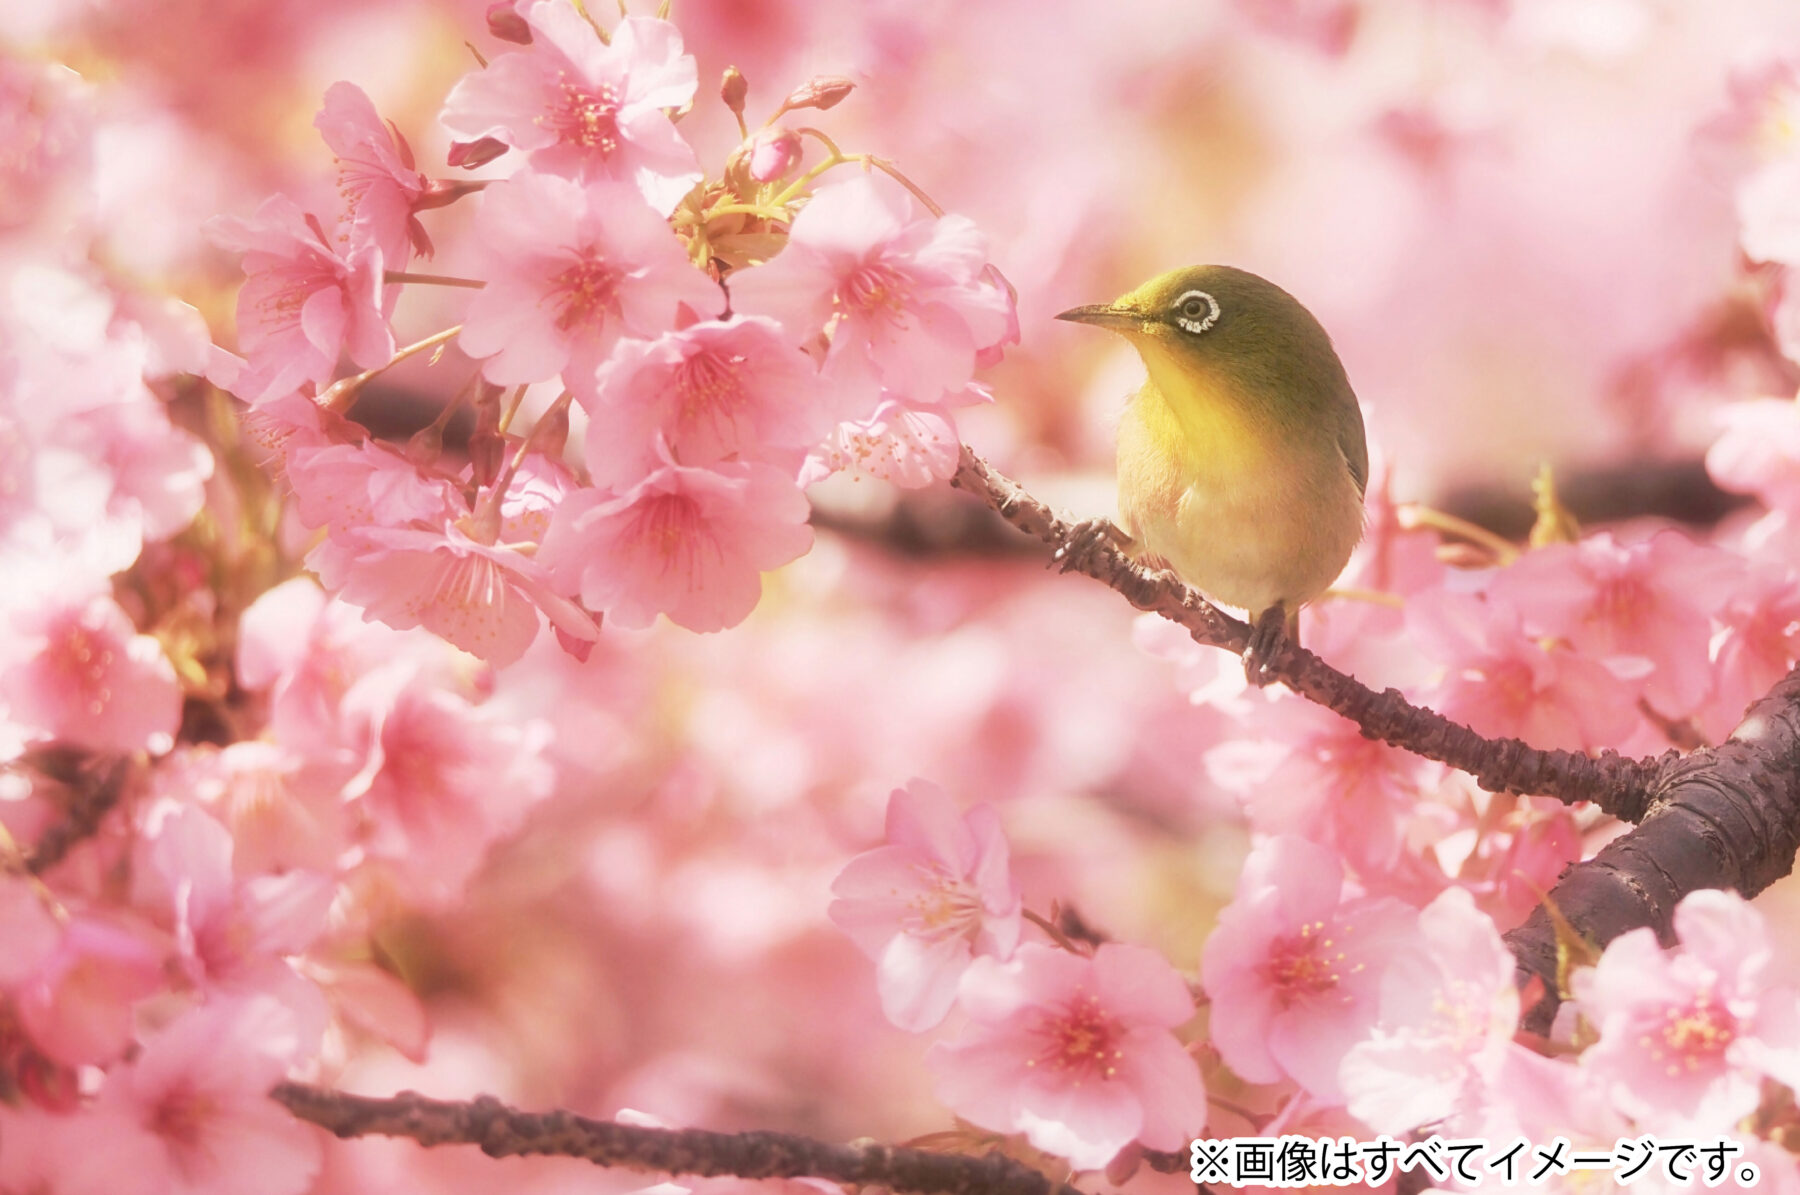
[448, 136, 509, 170]
[486, 1, 532, 44]
[746, 126, 803, 182]
[777, 74, 854, 116]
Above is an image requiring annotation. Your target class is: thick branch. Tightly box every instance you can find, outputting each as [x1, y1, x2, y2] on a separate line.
[1508, 666, 1800, 1030]
[948, 445, 1665, 813]
[272, 1083, 1088, 1195]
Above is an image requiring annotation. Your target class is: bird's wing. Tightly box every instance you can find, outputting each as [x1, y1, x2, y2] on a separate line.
[1337, 401, 1369, 498]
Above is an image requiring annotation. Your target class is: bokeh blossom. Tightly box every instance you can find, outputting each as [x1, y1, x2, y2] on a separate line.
[929, 943, 1205, 1170]
[1201, 835, 1416, 1101]
[828, 780, 1022, 1032]
[1339, 887, 1522, 1134]
[1573, 888, 1800, 1132]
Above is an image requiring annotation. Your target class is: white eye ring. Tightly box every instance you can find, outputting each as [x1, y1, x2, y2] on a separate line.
[1173, 289, 1220, 335]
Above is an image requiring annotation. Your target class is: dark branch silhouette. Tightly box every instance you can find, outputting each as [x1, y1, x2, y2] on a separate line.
[271, 1083, 1092, 1195]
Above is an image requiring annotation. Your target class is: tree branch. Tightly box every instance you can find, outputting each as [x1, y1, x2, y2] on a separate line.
[1508, 665, 1800, 1031]
[947, 445, 1666, 814]
[271, 1083, 1091, 1195]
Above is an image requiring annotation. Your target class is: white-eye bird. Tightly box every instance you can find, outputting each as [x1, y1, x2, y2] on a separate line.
[1057, 265, 1367, 681]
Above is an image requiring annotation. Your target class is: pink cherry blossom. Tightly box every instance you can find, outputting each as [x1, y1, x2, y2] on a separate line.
[582, 316, 830, 488]
[1703, 561, 1800, 739]
[340, 663, 556, 907]
[1200, 835, 1417, 1101]
[1204, 694, 1440, 884]
[0, 1105, 171, 1195]
[100, 996, 322, 1195]
[1573, 888, 1800, 1132]
[929, 942, 1205, 1170]
[1491, 531, 1743, 716]
[286, 437, 599, 667]
[160, 741, 350, 876]
[1339, 887, 1522, 1134]
[1406, 588, 1639, 752]
[537, 453, 813, 633]
[441, 6, 702, 213]
[800, 396, 964, 489]
[14, 915, 165, 1067]
[0, 261, 211, 570]
[828, 779, 1022, 1032]
[134, 802, 335, 1028]
[207, 193, 394, 404]
[458, 172, 720, 387]
[1707, 397, 1800, 512]
[314, 81, 429, 266]
[0, 578, 181, 756]
[728, 175, 1015, 415]
[0, 875, 60, 992]
[234, 577, 465, 759]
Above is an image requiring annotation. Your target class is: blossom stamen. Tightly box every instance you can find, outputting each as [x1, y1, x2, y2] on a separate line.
[542, 76, 623, 156]
[549, 255, 623, 333]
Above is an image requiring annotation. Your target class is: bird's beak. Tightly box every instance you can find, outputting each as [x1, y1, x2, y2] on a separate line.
[1055, 303, 1145, 332]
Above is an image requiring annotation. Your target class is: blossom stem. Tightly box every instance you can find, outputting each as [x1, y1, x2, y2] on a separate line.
[1021, 908, 1088, 955]
[320, 325, 464, 413]
[1396, 503, 1520, 564]
[497, 384, 531, 435]
[386, 271, 488, 289]
[863, 155, 946, 218]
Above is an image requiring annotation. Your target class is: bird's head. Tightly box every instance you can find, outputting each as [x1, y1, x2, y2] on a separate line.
[1057, 265, 1343, 403]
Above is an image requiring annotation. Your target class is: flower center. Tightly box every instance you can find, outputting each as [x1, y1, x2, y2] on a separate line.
[151, 1086, 216, 1150]
[544, 76, 623, 156]
[838, 260, 911, 322]
[549, 255, 622, 334]
[627, 493, 703, 573]
[901, 864, 983, 940]
[1592, 574, 1648, 636]
[1644, 989, 1737, 1074]
[51, 618, 114, 714]
[1265, 919, 1346, 1005]
[1027, 991, 1124, 1083]
[675, 350, 746, 434]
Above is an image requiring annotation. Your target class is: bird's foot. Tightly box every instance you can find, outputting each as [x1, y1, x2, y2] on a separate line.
[1053, 517, 1131, 575]
[1243, 603, 1290, 688]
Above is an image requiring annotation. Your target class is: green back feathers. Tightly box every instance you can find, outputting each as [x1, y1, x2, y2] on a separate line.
[1120, 266, 1368, 496]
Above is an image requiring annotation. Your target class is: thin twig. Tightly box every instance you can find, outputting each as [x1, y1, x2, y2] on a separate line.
[947, 444, 1666, 814]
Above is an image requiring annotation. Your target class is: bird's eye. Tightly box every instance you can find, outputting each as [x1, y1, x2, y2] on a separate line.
[1172, 289, 1220, 335]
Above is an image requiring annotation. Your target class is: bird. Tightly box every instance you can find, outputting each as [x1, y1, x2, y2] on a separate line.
[1056, 265, 1367, 683]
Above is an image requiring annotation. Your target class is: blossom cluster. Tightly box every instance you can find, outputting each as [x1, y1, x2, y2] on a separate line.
[209, 0, 1016, 664]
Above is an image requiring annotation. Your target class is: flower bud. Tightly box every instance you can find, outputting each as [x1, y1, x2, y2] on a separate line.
[720, 66, 748, 117]
[486, 1, 532, 44]
[746, 126, 803, 182]
[448, 136, 509, 170]
[776, 74, 854, 116]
